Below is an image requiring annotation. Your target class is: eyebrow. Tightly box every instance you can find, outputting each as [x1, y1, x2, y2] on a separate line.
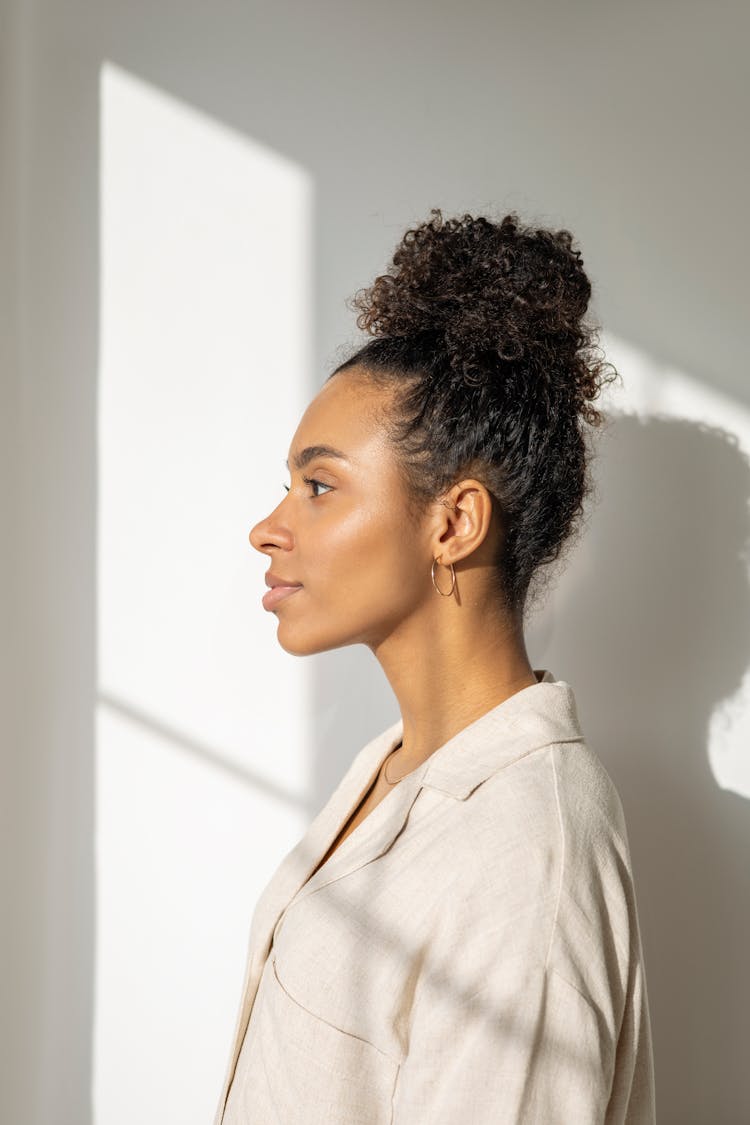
[285, 444, 351, 472]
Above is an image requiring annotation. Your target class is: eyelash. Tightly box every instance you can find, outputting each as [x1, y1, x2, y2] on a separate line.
[282, 475, 332, 499]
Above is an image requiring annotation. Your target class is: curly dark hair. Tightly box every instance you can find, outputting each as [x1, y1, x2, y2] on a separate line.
[330, 208, 620, 617]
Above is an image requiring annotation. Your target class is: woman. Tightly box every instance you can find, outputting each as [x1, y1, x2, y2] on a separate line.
[214, 209, 656, 1123]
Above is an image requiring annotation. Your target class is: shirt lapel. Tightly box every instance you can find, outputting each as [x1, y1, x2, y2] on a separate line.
[213, 719, 406, 1123]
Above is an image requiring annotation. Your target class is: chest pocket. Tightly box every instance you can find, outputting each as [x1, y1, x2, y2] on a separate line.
[259, 953, 401, 1124]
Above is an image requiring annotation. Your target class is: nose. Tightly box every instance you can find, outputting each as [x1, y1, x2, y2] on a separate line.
[248, 504, 293, 555]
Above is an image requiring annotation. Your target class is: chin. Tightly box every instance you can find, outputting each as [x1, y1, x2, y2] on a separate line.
[276, 637, 318, 657]
[275, 625, 327, 658]
[275, 622, 360, 658]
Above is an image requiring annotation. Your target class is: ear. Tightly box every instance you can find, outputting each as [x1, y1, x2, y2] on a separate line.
[429, 479, 495, 566]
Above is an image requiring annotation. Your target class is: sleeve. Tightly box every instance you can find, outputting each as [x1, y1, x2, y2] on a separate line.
[390, 948, 616, 1124]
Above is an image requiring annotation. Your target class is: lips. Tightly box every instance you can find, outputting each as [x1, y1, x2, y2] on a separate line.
[264, 572, 303, 589]
[262, 584, 303, 612]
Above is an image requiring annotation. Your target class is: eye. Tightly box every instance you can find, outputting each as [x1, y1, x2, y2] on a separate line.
[282, 475, 333, 498]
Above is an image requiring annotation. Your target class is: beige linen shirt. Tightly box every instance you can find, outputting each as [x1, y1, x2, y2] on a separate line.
[214, 670, 656, 1123]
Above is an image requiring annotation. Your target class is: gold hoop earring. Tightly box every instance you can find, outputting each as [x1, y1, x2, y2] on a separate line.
[431, 554, 456, 597]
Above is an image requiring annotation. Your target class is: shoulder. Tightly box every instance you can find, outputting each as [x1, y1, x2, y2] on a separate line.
[419, 738, 647, 1041]
[475, 741, 643, 1002]
[453, 741, 639, 960]
[465, 739, 630, 869]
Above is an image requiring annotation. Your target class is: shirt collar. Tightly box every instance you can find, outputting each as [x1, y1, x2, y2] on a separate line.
[381, 668, 584, 800]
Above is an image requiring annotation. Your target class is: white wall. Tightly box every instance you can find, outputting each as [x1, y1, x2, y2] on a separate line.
[2, 1, 749, 1122]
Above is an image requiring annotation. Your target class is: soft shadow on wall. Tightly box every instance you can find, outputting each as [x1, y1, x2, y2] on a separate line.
[555, 399, 750, 1122]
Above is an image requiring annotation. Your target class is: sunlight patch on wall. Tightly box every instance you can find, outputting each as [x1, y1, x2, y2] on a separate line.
[97, 61, 313, 1124]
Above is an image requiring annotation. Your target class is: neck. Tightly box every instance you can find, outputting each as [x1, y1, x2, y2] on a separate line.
[371, 600, 537, 775]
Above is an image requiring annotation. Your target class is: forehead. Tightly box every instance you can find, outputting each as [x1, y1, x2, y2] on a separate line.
[289, 372, 393, 467]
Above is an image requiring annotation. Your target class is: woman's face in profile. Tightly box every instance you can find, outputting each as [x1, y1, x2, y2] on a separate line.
[248, 369, 434, 657]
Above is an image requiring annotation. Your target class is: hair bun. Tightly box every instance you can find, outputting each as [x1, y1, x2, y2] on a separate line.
[349, 208, 594, 387]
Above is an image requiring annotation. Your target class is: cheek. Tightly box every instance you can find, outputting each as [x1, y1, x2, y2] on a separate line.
[316, 510, 384, 593]
[310, 505, 416, 596]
